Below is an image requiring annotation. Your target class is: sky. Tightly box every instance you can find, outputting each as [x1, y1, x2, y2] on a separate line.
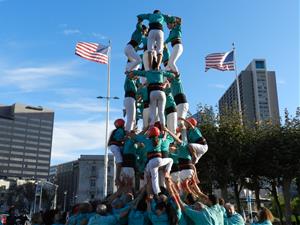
[0, 0, 299, 165]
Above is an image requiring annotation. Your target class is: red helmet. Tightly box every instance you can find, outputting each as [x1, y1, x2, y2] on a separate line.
[187, 118, 197, 126]
[147, 127, 160, 137]
[114, 119, 125, 128]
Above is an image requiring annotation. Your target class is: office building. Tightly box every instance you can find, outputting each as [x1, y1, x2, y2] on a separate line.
[0, 103, 54, 179]
[51, 154, 115, 210]
[219, 59, 280, 125]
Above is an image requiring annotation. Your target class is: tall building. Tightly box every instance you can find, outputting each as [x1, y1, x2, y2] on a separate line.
[219, 59, 280, 125]
[0, 103, 54, 179]
[51, 154, 115, 210]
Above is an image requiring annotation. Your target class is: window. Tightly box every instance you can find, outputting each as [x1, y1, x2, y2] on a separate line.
[90, 179, 96, 187]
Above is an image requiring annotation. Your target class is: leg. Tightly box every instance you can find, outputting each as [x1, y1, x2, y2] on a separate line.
[124, 97, 136, 132]
[149, 91, 159, 126]
[142, 51, 150, 71]
[156, 91, 166, 129]
[155, 30, 164, 69]
[166, 43, 183, 73]
[142, 107, 150, 130]
[166, 112, 177, 134]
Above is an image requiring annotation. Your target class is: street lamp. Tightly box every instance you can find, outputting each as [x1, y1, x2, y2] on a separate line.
[96, 96, 119, 199]
[63, 191, 67, 212]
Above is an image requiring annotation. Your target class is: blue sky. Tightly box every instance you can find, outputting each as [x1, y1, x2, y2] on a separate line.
[0, 0, 299, 165]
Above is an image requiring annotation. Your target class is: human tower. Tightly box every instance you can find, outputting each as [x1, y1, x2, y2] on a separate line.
[108, 10, 208, 197]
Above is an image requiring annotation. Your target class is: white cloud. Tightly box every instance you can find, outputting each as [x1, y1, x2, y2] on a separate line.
[209, 84, 226, 89]
[91, 32, 107, 40]
[49, 98, 121, 113]
[51, 119, 115, 164]
[63, 29, 81, 35]
[0, 61, 80, 91]
[277, 79, 286, 85]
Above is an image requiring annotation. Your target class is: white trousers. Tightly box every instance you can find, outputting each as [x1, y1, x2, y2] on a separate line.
[147, 29, 164, 54]
[189, 144, 208, 164]
[124, 97, 136, 132]
[143, 51, 157, 71]
[145, 157, 173, 194]
[109, 145, 123, 164]
[166, 43, 183, 73]
[171, 171, 180, 184]
[124, 44, 142, 71]
[120, 167, 135, 187]
[179, 169, 194, 182]
[166, 111, 177, 134]
[177, 102, 189, 120]
[142, 107, 150, 129]
[149, 90, 166, 127]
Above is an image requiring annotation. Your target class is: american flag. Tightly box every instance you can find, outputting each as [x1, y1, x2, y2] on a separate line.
[75, 42, 109, 64]
[205, 50, 235, 72]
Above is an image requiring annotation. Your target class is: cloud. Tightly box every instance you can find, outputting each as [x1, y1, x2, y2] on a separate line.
[209, 84, 227, 89]
[277, 79, 286, 85]
[63, 29, 81, 35]
[0, 61, 80, 91]
[49, 98, 121, 113]
[51, 118, 115, 164]
[91, 32, 107, 40]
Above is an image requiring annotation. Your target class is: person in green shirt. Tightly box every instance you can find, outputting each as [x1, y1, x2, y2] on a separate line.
[251, 207, 274, 225]
[224, 203, 245, 225]
[162, 44, 170, 69]
[120, 132, 138, 190]
[125, 20, 148, 72]
[124, 75, 138, 132]
[108, 119, 126, 186]
[137, 10, 173, 70]
[165, 17, 183, 73]
[207, 195, 225, 225]
[164, 84, 177, 134]
[129, 70, 175, 130]
[179, 117, 208, 164]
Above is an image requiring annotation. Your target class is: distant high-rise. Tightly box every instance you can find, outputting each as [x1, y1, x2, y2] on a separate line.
[51, 155, 115, 210]
[0, 103, 54, 179]
[219, 59, 280, 125]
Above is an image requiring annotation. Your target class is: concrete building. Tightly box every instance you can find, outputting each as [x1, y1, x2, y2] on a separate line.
[219, 59, 280, 125]
[51, 154, 115, 210]
[0, 103, 54, 179]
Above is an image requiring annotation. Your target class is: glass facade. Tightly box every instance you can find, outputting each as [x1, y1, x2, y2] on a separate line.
[0, 104, 54, 179]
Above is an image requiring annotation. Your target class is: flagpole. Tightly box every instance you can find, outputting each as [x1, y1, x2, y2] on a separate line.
[103, 40, 111, 198]
[232, 42, 243, 125]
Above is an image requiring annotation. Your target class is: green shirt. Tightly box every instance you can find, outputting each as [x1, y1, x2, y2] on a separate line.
[184, 206, 218, 225]
[187, 127, 203, 143]
[165, 89, 176, 109]
[130, 22, 143, 45]
[177, 142, 192, 161]
[171, 76, 184, 96]
[137, 13, 172, 26]
[208, 204, 225, 225]
[133, 70, 174, 84]
[165, 24, 182, 44]
[124, 76, 137, 94]
[224, 213, 245, 225]
[163, 47, 170, 63]
[112, 128, 126, 142]
[161, 134, 174, 153]
[123, 138, 136, 155]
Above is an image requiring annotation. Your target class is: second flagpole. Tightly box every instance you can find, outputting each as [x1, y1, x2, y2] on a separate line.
[232, 42, 243, 125]
[103, 40, 111, 198]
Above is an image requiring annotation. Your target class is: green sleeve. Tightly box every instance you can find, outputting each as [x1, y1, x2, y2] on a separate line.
[165, 34, 172, 44]
[163, 14, 173, 23]
[133, 70, 146, 77]
[184, 206, 199, 222]
[163, 71, 174, 78]
[137, 13, 150, 20]
[136, 22, 142, 31]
